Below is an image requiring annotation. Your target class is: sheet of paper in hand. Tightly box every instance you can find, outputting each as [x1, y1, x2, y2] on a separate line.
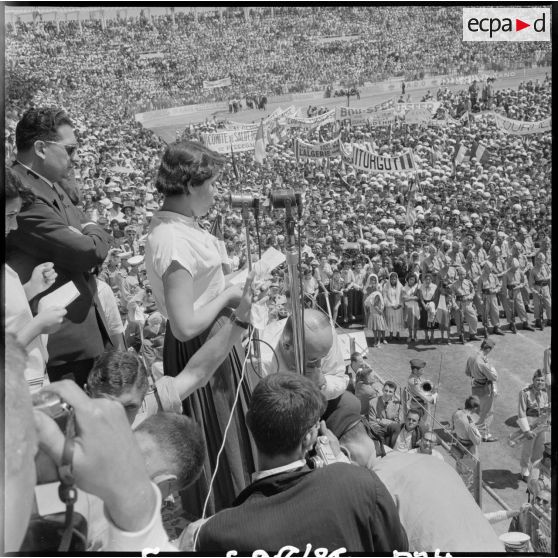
[37, 281, 80, 311]
[229, 247, 286, 285]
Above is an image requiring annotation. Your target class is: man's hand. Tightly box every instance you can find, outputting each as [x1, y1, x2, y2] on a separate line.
[524, 430, 536, 440]
[318, 420, 342, 458]
[33, 380, 157, 533]
[34, 306, 67, 335]
[25, 262, 57, 300]
[235, 271, 256, 323]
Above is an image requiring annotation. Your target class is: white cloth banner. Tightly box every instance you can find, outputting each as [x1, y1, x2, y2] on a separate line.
[201, 129, 258, 153]
[202, 76, 232, 90]
[343, 144, 416, 173]
[404, 108, 434, 124]
[394, 101, 441, 115]
[492, 113, 551, 135]
[287, 110, 335, 129]
[294, 136, 341, 160]
[335, 100, 395, 124]
[368, 109, 397, 127]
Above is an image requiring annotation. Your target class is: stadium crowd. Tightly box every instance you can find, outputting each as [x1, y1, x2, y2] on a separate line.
[4, 6, 552, 555]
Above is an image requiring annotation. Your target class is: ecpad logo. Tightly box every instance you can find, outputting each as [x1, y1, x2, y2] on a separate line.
[463, 8, 550, 42]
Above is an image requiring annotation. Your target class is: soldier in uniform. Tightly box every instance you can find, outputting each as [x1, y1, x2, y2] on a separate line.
[406, 358, 437, 428]
[502, 258, 534, 333]
[510, 241, 533, 315]
[529, 253, 551, 330]
[465, 250, 483, 322]
[465, 339, 498, 442]
[477, 261, 504, 336]
[452, 395, 482, 494]
[451, 266, 480, 343]
[517, 369, 550, 482]
[488, 245, 508, 325]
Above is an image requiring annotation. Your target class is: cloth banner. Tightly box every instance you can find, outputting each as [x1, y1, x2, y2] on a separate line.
[294, 136, 341, 161]
[335, 100, 395, 125]
[201, 129, 258, 153]
[404, 108, 433, 124]
[343, 143, 416, 173]
[393, 101, 441, 116]
[202, 76, 232, 90]
[492, 113, 551, 135]
[287, 110, 335, 129]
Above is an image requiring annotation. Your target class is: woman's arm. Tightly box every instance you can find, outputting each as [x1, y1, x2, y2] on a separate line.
[163, 261, 242, 342]
[172, 273, 254, 399]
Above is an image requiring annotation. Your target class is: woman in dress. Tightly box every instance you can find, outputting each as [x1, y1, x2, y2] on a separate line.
[401, 272, 420, 343]
[329, 268, 345, 324]
[383, 271, 404, 342]
[419, 272, 438, 343]
[145, 140, 255, 517]
[435, 280, 453, 344]
[364, 274, 387, 347]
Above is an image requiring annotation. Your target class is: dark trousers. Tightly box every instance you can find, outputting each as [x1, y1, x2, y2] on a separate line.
[47, 358, 96, 389]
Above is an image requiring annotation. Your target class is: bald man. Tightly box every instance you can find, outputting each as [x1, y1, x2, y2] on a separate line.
[253, 309, 360, 420]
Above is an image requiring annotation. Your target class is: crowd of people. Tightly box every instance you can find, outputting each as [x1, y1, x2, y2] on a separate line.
[4, 6, 553, 555]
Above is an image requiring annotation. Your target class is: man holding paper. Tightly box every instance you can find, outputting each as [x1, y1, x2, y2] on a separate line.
[6, 107, 112, 386]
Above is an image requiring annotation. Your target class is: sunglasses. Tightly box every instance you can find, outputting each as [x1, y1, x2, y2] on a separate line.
[45, 140, 78, 157]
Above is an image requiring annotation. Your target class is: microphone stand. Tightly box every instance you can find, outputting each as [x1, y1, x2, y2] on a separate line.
[284, 199, 305, 375]
[239, 202, 262, 373]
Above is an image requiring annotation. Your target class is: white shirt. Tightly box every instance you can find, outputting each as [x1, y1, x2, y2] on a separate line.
[394, 427, 414, 452]
[4, 264, 49, 393]
[96, 279, 124, 335]
[256, 318, 348, 400]
[145, 211, 225, 318]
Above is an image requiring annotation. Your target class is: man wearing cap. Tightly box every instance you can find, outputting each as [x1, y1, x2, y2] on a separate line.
[465, 339, 498, 442]
[516, 370, 550, 482]
[502, 258, 534, 333]
[529, 253, 551, 330]
[451, 266, 480, 343]
[405, 359, 437, 428]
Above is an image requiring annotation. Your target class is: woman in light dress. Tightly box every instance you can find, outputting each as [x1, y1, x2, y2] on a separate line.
[383, 271, 404, 341]
[364, 274, 387, 347]
[401, 272, 420, 343]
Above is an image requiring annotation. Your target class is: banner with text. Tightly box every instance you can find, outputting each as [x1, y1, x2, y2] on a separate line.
[287, 110, 335, 128]
[201, 128, 258, 153]
[335, 99, 395, 125]
[492, 113, 551, 135]
[294, 136, 341, 160]
[202, 76, 232, 90]
[394, 101, 441, 116]
[343, 144, 416, 173]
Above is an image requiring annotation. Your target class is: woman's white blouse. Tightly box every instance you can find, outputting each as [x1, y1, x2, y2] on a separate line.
[145, 211, 225, 319]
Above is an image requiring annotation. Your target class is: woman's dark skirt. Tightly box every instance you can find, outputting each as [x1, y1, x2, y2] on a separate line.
[163, 309, 257, 519]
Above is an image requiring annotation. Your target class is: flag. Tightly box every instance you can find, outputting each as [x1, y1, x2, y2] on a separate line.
[454, 141, 469, 166]
[230, 144, 240, 180]
[470, 141, 492, 164]
[254, 120, 266, 164]
[337, 171, 352, 193]
[405, 178, 418, 227]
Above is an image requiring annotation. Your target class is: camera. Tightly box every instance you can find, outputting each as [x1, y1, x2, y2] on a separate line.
[228, 193, 260, 209]
[32, 391, 72, 430]
[307, 435, 339, 469]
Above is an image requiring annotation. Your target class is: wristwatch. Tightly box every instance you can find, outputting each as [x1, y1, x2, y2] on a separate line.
[230, 312, 250, 330]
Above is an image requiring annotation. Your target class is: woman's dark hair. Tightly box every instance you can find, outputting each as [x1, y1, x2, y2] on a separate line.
[246, 373, 326, 456]
[155, 140, 225, 197]
[15, 107, 73, 153]
[87, 350, 149, 399]
[4, 168, 35, 210]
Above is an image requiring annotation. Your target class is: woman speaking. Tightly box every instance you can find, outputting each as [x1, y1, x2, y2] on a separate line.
[145, 140, 256, 517]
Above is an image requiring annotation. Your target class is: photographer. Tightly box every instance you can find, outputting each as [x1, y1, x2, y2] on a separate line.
[196, 373, 408, 553]
[3, 333, 175, 553]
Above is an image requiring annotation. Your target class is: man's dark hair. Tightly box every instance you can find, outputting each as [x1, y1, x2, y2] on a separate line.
[4, 168, 35, 210]
[464, 395, 480, 411]
[134, 413, 205, 490]
[87, 350, 148, 399]
[350, 352, 362, 362]
[246, 373, 326, 456]
[383, 380, 397, 391]
[15, 107, 73, 153]
[407, 408, 422, 420]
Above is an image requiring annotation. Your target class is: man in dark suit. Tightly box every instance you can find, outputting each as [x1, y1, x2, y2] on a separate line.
[386, 409, 425, 452]
[196, 373, 408, 553]
[6, 108, 112, 386]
